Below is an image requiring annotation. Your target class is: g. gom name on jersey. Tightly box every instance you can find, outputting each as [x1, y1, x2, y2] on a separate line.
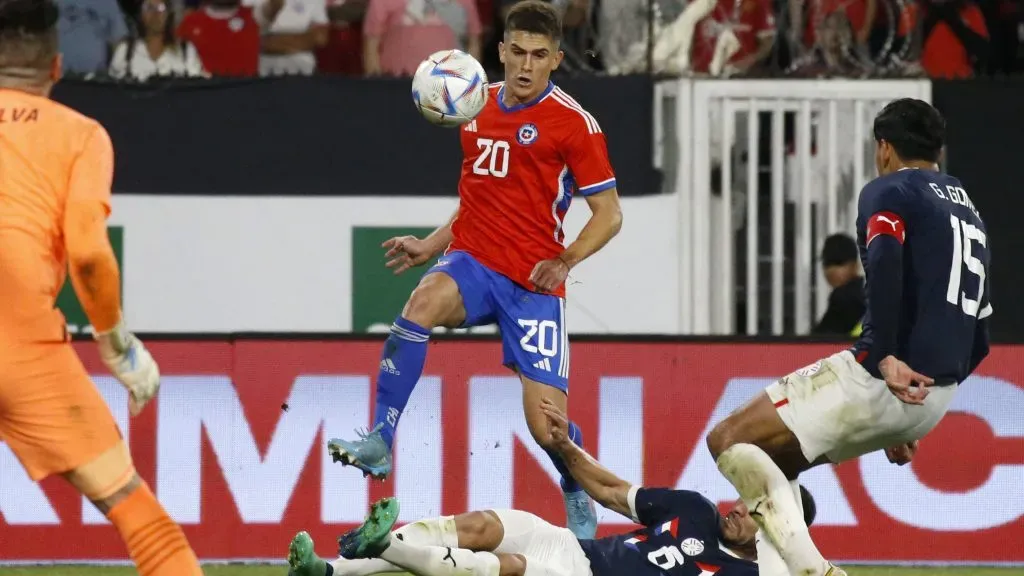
[852, 168, 992, 384]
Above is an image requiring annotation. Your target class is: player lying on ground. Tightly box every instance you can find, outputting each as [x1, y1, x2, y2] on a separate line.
[706, 98, 993, 576]
[327, 0, 622, 539]
[0, 2, 202, 574]
[288, 399, 817, 576]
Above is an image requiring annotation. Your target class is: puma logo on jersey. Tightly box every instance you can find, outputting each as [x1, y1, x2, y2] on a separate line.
[866, 211, 906, 246]
[442, 548, 457, 568]
[877, 215, 900, 231]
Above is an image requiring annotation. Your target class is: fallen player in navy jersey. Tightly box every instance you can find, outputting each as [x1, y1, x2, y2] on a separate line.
[286, 398, 816, 576]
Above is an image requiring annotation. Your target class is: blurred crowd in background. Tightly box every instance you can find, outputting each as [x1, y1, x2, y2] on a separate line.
[57, 0, 1024, 82]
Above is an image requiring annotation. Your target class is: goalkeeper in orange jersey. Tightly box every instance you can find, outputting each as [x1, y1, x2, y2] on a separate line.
[0, 1, 201, 573]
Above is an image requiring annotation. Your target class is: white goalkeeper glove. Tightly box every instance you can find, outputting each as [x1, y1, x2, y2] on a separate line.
[94, 318, 160, 417]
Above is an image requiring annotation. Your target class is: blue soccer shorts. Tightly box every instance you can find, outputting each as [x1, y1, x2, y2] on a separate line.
[425, 250, 569, 392]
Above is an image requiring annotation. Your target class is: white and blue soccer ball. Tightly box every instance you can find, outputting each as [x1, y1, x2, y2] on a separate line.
[411, 49, 488, 128]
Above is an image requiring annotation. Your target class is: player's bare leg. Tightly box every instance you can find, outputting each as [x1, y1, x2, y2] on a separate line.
[329, 272, 466, 479]
[521, 375, 598, 539]
[707, 392, 842, 576]
[64, 442, 202, 575]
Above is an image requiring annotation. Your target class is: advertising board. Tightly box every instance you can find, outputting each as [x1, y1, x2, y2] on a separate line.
[1, 340, 1021, 564]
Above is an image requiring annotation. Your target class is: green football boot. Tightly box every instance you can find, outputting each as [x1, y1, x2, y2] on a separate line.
[338, 497, 401, 559]
[287, 531, 329, 576]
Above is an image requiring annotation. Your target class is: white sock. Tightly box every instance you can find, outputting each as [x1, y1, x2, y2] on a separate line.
[379, 535, 500, 576]
[755, 530, 790, 576]
[717, 444, 829, 576]
[754, 482, 816, 576]
[791, 480, 805, 520]
[332, 557, 408, 576]
[331, 516, 460, 575]
[399, 516, 461, 548]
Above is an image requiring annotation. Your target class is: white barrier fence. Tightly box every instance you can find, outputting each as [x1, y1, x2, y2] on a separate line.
[655, 78, 932, 335]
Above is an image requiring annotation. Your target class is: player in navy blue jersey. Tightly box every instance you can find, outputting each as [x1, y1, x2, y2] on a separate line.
[705, 98, 993, 576]
[284, 397, 817, 576]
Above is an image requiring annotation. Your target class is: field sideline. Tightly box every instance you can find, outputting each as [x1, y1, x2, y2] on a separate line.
[1, 566, 1023, 576]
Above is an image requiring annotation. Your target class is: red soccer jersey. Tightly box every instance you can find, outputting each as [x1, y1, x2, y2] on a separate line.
[176, 6, 260, 77]
[448, 82, 616, 298]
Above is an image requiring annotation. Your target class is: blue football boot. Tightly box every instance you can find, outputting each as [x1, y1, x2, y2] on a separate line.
[563, 488, 598, 539]
[328, 423, 393, 480]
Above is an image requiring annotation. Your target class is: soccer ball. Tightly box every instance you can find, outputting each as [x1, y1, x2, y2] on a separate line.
[411, 49, 488, 128]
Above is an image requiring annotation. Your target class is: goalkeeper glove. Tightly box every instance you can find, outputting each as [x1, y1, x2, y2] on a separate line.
[94, 318, 160, 417]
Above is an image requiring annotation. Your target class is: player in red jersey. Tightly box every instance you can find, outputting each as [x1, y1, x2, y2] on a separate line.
[328, 0, 622, 540]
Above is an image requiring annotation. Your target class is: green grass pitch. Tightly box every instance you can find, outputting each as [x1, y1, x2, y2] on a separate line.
[0, 566, 1022, 576]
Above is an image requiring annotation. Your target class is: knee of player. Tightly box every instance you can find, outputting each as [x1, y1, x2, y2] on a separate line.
[497, 553, 528, 576]
[90, 472, 142, 515]
[524, 417, 557, 450]
[63, 441, 140, 514]
[454, 510, 504, 550]
[707, 420, 740, 461]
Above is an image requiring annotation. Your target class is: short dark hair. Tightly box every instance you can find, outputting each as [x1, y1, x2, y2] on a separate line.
[505, 0, 562, 43]
[872, 98, 945, 164]
[821, 233, 858, 267]
[799, 485, 817, 527]
[0, 0, 59, 72]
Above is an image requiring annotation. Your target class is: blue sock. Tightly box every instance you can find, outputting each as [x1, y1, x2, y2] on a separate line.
[545, 420, 585, 493]
[372, 317, 431, 450]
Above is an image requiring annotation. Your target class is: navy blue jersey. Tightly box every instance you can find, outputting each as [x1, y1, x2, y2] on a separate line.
[852, 168, 992, 383]
[577, 488, 756, 576]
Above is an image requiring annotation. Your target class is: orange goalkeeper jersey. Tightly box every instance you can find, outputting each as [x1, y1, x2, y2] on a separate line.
[0, 88, 114, 344]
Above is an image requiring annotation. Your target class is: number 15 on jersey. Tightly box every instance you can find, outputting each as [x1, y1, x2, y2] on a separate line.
[946, 213, 989, 318]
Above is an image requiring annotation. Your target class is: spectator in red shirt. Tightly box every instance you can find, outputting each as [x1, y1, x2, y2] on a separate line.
[317, 0, 368, 74]
[690, 0, 776, 75]
[176, 0, 283, 76]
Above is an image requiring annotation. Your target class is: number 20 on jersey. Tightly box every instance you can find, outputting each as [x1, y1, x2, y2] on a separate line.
[473, 138, 510, 178]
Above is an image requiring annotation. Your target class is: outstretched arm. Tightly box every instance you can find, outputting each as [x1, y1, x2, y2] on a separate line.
[540, 398, 633, 520]
[382, 207, 459, 275]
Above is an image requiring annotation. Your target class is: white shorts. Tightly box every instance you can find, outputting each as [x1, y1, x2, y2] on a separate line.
[491, 509, 593, 576]
[766, 350, 957, 463]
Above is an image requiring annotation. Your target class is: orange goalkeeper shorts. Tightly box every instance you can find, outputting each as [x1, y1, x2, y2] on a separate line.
[0, 341, 122, 481]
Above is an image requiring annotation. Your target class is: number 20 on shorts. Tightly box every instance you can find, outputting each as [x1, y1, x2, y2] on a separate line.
[518, 319, 558, 357]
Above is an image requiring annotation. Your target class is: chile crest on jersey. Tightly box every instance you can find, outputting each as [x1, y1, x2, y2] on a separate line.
[459, 82, 564, 167]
